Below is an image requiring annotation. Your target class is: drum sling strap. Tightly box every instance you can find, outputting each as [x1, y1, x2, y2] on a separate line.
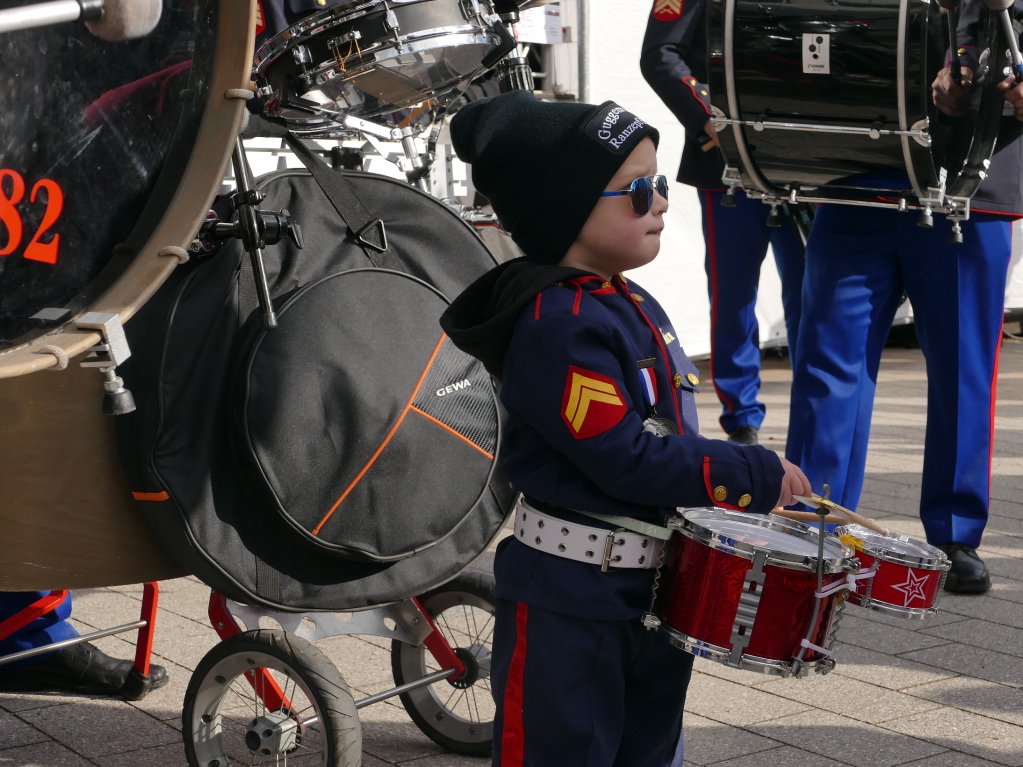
[574, 510, 674, 541]
[284, 134, 403, 272]
[236, 134, 409, 326]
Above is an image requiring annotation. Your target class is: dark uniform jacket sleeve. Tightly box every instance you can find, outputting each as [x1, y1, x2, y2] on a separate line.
[500, 287, 783, 517]
[639, 0, 727, 189]
[639, 0, 713, 135]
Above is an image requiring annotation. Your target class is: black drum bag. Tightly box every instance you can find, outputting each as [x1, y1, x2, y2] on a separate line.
[116, 164, 515, 612]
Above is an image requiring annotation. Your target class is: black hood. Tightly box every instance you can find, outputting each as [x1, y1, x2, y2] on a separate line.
[440, 257, 596, 378]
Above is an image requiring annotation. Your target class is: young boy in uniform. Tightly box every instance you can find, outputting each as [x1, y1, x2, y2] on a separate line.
[440, 91, 810, 767]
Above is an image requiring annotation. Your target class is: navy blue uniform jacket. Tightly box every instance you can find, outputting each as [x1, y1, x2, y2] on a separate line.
[640, 0, 724, 190]
[441, 259, 784, 619]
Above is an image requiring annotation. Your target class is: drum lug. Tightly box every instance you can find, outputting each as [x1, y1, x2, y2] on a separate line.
[77, 312, 131, 369]
[641, 613, 662, 631]
[727, 548, 768, 668]
[720, 166, 742, 208]
[910, 119, 931, 148]
[815, 657, 837, 675]
[76, 312, 136, 415]
[916, 185, 945, 229]
[292, 44, 314, 67]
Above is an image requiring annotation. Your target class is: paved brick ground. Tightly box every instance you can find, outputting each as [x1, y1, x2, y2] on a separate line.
[1, 333, 1021, 767]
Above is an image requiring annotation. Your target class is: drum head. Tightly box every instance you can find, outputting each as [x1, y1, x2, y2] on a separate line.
[0, 0, 252, 376]
[677, 507, 854, 571]
[837, 524, 950, 569]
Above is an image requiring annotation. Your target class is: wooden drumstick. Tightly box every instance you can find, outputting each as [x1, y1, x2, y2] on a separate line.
[791, 493, 890, 536]
[770, 509, 849, 526]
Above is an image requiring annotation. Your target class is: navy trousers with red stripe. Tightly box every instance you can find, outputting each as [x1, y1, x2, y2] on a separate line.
[786, 205, 1011, 548]
[490, 599, 694, 767]
[699, 189, 805, 434]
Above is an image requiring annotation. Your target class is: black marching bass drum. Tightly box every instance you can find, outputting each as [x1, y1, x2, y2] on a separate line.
[707, 0, 1009, 218]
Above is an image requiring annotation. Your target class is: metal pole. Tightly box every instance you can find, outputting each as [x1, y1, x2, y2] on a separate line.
[577, 0, 589, 103]
[0, 0, 92, 34]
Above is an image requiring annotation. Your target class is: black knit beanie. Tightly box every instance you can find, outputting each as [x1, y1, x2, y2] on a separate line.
[449, 91, 659, 264]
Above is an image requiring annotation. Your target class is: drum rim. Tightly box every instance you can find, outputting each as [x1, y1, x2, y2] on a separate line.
[253, 0, 487, 75]
[657, 623, 823, 679]
[836, 524, 951, 571]
[671, 507, 858, 574]
[846, 590, 940, 619]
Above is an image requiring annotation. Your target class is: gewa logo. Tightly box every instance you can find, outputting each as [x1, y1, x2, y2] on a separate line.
[437, 379, 471, 396]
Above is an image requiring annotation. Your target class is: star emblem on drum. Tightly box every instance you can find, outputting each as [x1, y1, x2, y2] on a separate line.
[891, 569, 930, 606]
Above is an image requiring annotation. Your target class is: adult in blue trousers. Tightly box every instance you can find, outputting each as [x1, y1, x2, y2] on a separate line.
[640, 0, 806, 446]
[0, 592, 168, 695]
[786, 1, 1023, 592]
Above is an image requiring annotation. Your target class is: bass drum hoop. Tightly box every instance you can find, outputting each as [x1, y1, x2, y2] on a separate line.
[0, 0, 255, 378]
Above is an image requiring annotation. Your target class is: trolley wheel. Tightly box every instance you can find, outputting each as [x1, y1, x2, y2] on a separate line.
[391, 571, 497, 756]
[183, 629, 360, 767]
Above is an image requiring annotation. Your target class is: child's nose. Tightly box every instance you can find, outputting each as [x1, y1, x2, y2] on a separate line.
[651, 188, 669, 215]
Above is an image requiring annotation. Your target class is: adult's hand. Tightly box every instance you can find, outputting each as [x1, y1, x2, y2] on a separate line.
[998, 74, 1023, 121]
[702, 120, 721, 149]
[932, 66, 974, 117]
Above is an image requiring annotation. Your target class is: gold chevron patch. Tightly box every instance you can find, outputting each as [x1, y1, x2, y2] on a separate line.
[652, 0, 683, 21]
[561, 367, 627, 439]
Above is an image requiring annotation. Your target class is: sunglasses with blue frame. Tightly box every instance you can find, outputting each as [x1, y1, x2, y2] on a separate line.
[600, 175, 669, 216]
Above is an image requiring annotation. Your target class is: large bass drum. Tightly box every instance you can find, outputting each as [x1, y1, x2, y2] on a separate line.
[0, 0, 253, 589]
[708, 0, 1009, 214]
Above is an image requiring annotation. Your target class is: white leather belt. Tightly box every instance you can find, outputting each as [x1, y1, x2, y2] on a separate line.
[513, 499, 664, 572]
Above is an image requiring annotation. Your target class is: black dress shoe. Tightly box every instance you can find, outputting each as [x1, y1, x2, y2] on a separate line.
[727, 425, 759, 445]
[937, 543, 992, 594]
[0, 641, 168, 697]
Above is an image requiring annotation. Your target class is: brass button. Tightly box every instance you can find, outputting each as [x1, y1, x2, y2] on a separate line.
[316, 0, 326, 4]
[601, 281, 612, 289]
[686, 373, 699, 386]
[631, 293, 645, 302]
[554, 282, 564, 287]
[738, 494, 752, 508]
[713, 486, 728, 502]
[673, 373, 683, 388]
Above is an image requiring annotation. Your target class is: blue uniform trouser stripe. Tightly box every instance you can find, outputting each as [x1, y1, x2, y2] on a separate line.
[0, 591, 77, 668]
[786, 205, 1010, 547]
[699, 189, 805, 433]
[489, 599, 693, 767]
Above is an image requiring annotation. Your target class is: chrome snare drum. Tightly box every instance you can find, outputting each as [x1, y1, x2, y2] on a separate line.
[254, 0, 516, 137]
[836, 524, 951, 618]
[651, 508, 860, 678]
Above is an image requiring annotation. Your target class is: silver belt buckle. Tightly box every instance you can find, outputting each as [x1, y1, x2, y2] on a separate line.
[601, 528, 627, 573]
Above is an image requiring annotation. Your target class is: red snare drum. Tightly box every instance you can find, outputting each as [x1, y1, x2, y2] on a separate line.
[835, 525, 951, 619]
[652, 508, 859, 677]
